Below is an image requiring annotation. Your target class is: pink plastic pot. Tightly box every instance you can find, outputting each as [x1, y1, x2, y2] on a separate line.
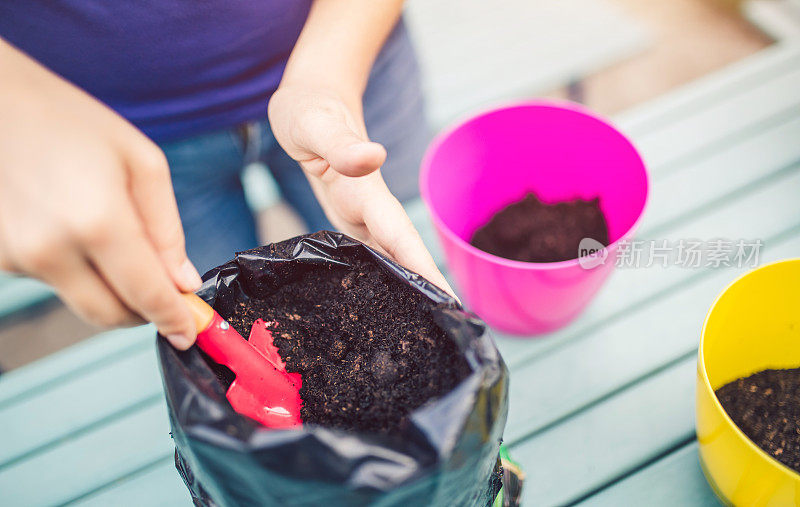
[420, 100, 648, 335]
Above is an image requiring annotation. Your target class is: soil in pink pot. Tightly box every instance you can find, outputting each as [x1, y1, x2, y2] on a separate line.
[470, 193, 610, 263]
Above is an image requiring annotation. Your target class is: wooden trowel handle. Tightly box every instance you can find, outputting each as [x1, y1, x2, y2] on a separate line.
[182, 293, 216, 334]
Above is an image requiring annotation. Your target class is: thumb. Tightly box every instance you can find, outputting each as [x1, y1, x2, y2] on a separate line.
[297, 112, 387, 178]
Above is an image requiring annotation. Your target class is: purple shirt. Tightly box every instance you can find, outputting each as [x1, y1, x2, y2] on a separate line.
[0, 1, 312, 141]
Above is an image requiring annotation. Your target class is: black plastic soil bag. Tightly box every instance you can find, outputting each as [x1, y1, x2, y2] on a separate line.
[157, 231, 509, 506]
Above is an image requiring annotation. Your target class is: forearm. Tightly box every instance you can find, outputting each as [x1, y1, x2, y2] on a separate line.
[0, 38, 51, 105]
[281, 0, 404, 103]
[0, 38, 74, 100]
[0, 38, 109, 127]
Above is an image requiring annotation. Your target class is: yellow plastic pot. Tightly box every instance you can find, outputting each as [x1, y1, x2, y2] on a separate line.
[697, 259, 800, 506]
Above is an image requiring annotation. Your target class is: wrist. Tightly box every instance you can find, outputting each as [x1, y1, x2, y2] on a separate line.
[275, 78, 364, 117]
[278, 62, 365, 106]
[1, 40, 81, 113]
[279, 0, 403, 105]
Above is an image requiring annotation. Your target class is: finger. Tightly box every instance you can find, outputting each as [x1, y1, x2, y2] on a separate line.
[295, 113, 386, 178]
[7, 227, 140, 327]
[361, 185, 457, 298]
[122, 140, 202, 293]
[0, 246, 11, 272]
[0, 216, 20, 273]
[32, 245, 140, 328]
[84, 200, 197, 349]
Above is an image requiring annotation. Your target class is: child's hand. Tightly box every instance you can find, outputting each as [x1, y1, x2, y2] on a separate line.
[266, 1, 452, 294]
[268, 85, 454, 296]
[0, 40, 200, 349]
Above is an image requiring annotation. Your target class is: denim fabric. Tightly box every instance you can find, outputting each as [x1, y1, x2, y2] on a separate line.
[160, 21, 430, 275]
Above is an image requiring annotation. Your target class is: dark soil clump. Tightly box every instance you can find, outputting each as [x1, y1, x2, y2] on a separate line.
[715, 367, 800, 473]
[224, 259, 470, 434]
[470, 193, 610, 263]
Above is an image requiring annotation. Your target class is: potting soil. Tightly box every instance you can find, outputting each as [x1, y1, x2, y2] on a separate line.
[470, 193, 609, 263]
[715, 367, 800, 473]
[226, 259, 471, 433]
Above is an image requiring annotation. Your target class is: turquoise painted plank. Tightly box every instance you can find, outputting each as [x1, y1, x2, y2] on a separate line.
[72, 458, 190, 507]
[0, 325, 154, 407]
[0, 401, 173, 506]
[628, 65, 800, 175]
[510, 355, 697, 506]
[615, 43, 800, 135]
[0, 274, 54, 320]
[0, 345, 160, 466]
[579, 442, 720, 506]
[505, 229, 800, 444]
[639, 115, 800, 236]
[653, 167, 800, 246]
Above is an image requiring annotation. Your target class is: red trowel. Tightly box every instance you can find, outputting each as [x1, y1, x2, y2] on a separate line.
[182, 294, 302, 429]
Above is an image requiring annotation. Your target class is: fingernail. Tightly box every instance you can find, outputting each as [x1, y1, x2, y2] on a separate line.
[166, 333, 193, 350]
[180, 259, 203, 291]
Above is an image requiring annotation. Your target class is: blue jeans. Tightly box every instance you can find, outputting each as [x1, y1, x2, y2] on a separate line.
[159, 21, 429, 274]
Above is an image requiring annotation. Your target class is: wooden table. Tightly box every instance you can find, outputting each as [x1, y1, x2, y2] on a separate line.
[1, 42, 799, 506]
